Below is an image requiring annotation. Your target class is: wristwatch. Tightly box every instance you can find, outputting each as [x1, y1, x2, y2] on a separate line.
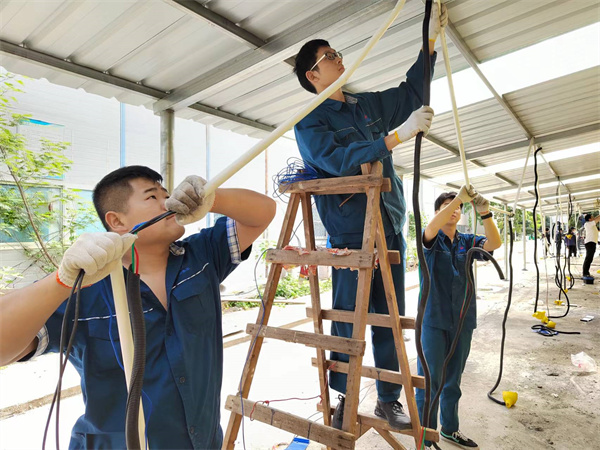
[480, 212, 493, 220]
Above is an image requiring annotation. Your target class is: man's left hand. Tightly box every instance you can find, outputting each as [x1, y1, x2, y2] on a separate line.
[429, 2, 449, 42]
[165, 175, 216, 225]
[473, 193, 490, 214]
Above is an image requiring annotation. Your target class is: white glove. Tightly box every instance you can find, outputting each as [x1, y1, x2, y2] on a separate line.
[429, 2, 448, 42]
[57, 233, 137, 288]
[473, 193, 490, 213]
[396, 106, 434, 143]
[457, 184, 477, 204]
[165, 175, 216, 226]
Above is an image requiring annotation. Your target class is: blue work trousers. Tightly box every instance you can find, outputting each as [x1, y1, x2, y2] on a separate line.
[416, 324, 474, 445]
[329, 233, 405, 402]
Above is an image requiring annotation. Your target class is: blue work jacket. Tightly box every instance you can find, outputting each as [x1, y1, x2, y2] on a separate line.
[421, 229, 488, 331]
[295, 51, 436, 245]
[41, 217, 249, 449]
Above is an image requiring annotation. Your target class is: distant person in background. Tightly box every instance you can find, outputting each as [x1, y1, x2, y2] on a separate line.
[583, 214, 600, 277]
[564, 227, 577, 257]
[555, 223, 563, 256]
[541, 227, 552, 258]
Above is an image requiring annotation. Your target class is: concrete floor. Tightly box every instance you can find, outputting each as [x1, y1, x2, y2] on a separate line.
[1, 243, 598, 450]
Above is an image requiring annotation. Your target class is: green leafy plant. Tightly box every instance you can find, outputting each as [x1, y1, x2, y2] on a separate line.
[0, 73, 99, 283]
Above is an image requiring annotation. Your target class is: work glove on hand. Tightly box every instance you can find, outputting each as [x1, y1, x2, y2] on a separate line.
[457, 184, 477, 204]
[165, 175, 216, 225]
[396, 106, 434, 143]
[57, 233, 137, 288]
[473, 193, 490, 214]
[429, 2, 449, 42]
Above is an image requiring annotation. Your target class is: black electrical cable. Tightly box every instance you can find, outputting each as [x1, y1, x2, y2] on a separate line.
[131, 210, 175, 234]
[487, 220, 514, 406]
[429, 246, 505, 417]
[550, 235, 571, 319]
[43, 269, 84, 450]
[125, 267, 146, 450]
[530, 324, 581, 337]
[532, 147, 542, 313]
[413, 0, 434, 431]
[567, 194, 575, 290]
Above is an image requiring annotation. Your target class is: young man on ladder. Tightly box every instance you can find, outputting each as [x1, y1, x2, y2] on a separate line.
[292, 3, 447, 430]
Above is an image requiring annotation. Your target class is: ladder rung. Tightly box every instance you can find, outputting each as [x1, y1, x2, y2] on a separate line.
[318, 405, 439, 442]
[307, 308, 416, 330]
[266, 249, 374, 269]
[246, 324, 365, 355]
[282, 174, 391, 195]
[311, 358, 425, 389]
[225, 395, 355, 450]
[387, 250, 400, 264]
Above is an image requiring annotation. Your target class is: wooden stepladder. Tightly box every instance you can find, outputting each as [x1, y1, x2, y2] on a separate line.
[223, 162, 439, 450]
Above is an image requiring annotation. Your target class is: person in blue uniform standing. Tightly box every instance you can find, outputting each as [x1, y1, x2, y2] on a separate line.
[292, 4, 448, 430]
[564, 226, 577, 257]
[0, 165, 276, 449]
[417, 187, 502, 449]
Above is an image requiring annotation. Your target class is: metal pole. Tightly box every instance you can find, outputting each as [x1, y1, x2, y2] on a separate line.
[160, 109, 175, 192]
[522, 206, 527, 271]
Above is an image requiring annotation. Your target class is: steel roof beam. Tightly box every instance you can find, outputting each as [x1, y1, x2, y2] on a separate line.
[162, 0, 295, 69]
[480, 168, 600, 196]
[398, 122, 600, 175]
[162, 0, 266, 48]
[153, 0, 395, 113]
[0, 39, 277, 133]
[444, 22, 532, 140]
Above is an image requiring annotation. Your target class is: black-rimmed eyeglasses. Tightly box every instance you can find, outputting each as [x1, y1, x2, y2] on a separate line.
[310, 51, 343, 71]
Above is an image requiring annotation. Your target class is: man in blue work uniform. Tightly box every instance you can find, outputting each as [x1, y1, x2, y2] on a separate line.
[0, 166, 276, 449]
[292, 3, 447, 430]
[417, 187, 502, 449]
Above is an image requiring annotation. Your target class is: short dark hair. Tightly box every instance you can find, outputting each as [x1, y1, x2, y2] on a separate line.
[294, 39, 330, 94]
[434, 192, 459, 212]
[585, 213, 592, 221]
[93, 166, 163, 231]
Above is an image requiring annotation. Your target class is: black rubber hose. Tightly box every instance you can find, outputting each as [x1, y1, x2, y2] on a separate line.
[125, 268, 146, 450]
[550, 232, 571, 319]
[414, 0, 433, 430]
[487, 220, 515, 406]
[567, 194, 575, 289]
[532, 147, 542, 313]
[531, 324, 581, 337]
[429, 247, 505, 418]
[43, 270, 84, 450]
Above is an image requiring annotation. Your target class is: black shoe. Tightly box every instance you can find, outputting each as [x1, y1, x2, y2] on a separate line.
[374, 399, 411, 430]
[440, 429, 479, 448]
[331, 394, 345, 430]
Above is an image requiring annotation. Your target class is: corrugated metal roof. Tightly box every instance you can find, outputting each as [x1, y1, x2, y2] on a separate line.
[1, 0, 599, 209]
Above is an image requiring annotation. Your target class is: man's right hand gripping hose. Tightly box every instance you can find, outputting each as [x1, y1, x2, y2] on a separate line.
[56, 232, 137, 288]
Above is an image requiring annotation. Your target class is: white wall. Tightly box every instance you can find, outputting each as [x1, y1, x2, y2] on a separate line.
[0, 74, 301, 292]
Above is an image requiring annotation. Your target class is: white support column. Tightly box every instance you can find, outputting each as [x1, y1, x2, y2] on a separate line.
[522, 206, 527, 271]
[160, 109, 175, 192]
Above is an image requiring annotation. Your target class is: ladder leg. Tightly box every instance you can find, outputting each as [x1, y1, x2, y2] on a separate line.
[300, 193, 332, 428]
[342, 179, 381, 436]
[375, 213, 422, 447]
[222, 193, 302, 450]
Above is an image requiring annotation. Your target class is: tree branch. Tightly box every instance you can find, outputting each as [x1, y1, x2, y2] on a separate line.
[0, 147, 58, 269]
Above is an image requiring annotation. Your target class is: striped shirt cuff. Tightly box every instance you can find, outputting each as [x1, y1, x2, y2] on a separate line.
[19, 326, 49, 362]
[226, 218, 243, 264]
